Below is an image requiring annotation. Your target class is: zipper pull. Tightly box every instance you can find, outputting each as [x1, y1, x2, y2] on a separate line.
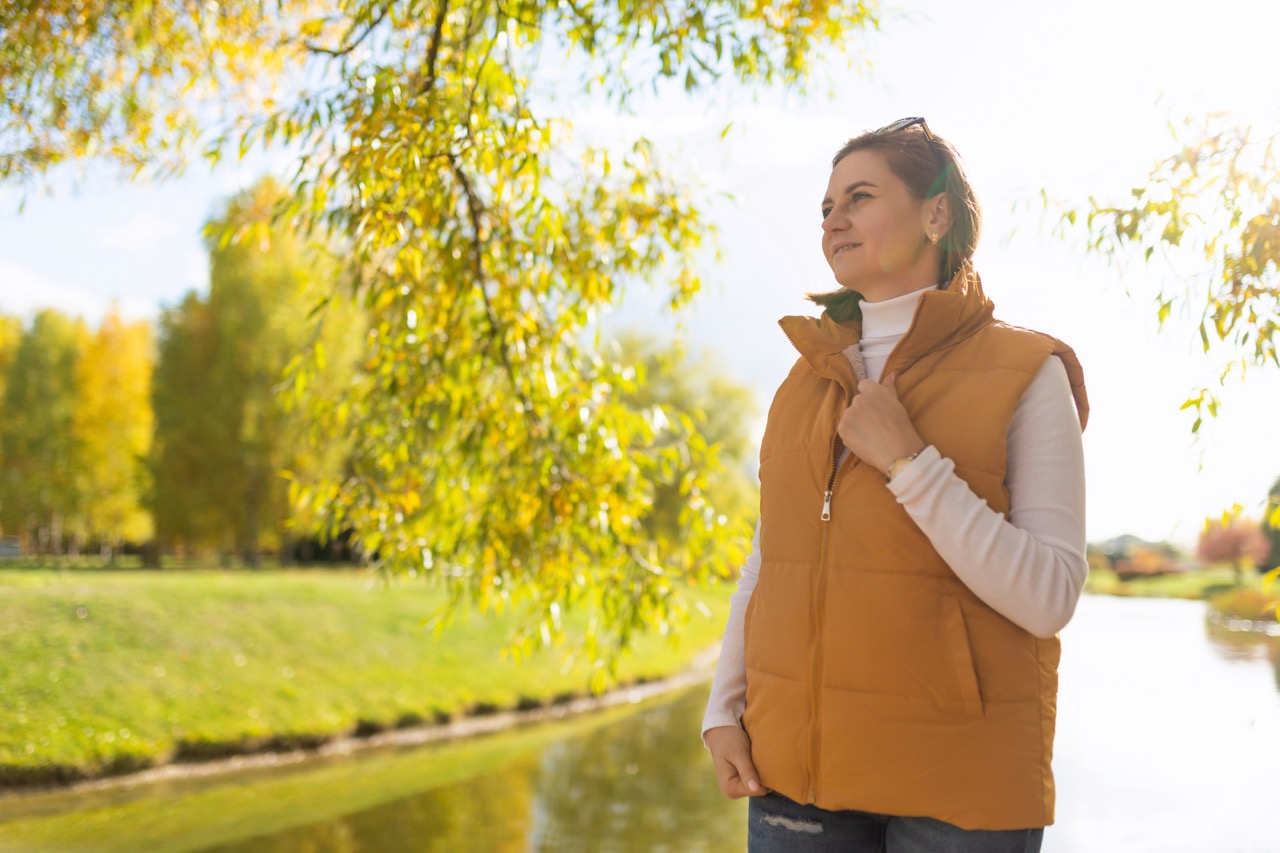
[821, 490, 833, 522]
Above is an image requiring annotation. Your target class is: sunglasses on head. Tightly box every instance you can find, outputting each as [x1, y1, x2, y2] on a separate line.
[873, 116, 945, 170]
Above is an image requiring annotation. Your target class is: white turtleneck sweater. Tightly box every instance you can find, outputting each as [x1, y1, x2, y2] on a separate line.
[701, 284, 1087, 744]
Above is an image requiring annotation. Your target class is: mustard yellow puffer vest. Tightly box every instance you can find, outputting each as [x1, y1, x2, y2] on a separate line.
[741, 268, 1088, 831]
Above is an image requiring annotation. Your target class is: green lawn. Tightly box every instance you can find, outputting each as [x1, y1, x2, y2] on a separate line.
[1084, 565, 1246, 600]
[0, 564, 733, 790]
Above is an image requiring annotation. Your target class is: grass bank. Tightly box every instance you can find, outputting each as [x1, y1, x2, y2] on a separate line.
[0, 564, 733, 791]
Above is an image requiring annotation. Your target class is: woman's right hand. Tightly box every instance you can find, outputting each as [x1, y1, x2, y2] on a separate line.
[705, 725, 771, 799]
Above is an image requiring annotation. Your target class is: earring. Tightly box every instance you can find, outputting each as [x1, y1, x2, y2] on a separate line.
[929, 233, 939, 245]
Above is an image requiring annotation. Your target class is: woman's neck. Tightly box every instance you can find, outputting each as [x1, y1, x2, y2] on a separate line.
[860, 283, 939, 339]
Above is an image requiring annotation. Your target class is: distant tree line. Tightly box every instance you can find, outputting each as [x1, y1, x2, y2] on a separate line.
[0, 179, 363, 564]
[0, 304, 153, 559]
[0, 179, 758, 568]
[1088, 492, 1280, 583]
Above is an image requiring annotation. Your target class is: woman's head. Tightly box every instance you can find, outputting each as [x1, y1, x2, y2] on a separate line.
[811, 118, 981, 316]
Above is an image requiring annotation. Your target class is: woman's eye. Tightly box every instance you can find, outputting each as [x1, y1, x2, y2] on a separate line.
[851, 192, 871, 202]
[821, 207, 832, 219]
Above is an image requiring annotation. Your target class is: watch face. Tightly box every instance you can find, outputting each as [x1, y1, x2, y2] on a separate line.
[888, 450, 922, 481]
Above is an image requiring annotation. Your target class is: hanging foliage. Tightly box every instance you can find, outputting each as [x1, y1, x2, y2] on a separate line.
[1, 0, 879, 680]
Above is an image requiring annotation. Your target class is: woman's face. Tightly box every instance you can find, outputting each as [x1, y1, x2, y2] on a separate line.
[821, 149, 940, 301]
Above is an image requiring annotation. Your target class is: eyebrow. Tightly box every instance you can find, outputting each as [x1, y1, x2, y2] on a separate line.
[821, 181, 879, 208]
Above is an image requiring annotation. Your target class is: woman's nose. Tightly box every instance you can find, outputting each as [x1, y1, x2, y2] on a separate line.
[822, 212, 847, 234]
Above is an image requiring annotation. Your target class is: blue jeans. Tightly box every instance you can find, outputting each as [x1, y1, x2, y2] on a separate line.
[748, 791, 1044, 853]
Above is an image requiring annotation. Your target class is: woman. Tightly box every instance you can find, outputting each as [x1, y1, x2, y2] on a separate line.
[702, 117, 1089, 852]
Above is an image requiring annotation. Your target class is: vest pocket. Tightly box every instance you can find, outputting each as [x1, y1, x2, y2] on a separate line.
[941, 595, 985, 718]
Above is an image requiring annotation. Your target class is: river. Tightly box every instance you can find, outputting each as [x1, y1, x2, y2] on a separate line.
[0, 594, 1277, 852]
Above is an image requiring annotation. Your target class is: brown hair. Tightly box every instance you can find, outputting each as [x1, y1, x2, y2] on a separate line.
[808, 122, 982, 322]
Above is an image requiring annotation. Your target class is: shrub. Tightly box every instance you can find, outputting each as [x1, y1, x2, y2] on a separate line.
[1208, 587, 1280, 622]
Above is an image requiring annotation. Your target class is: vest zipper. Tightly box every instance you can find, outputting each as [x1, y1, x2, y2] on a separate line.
[820, 432, 842, 522]
[807, 383, 850, 804]
[778, 289, 942, 799]
[798, 294, 928, 805]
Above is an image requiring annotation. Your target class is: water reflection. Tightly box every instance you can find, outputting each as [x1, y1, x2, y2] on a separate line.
[201, 756, 538, 852]
[1204, 615, 1280, 694]
[191, 686, 744, 853]
[526, 689, 745, 852]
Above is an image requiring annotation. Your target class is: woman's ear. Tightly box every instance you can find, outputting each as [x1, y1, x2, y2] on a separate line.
[922, 193, 952, 241]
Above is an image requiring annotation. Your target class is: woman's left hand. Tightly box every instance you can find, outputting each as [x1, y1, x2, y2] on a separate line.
[837, 373, 927, 477]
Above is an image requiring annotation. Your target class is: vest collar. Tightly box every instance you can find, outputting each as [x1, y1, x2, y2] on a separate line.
[779, 264, 995, 391]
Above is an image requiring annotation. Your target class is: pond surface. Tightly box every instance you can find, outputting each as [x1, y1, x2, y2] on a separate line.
[0, 594, 1277, 852]
[1050, 595, 1279, 853]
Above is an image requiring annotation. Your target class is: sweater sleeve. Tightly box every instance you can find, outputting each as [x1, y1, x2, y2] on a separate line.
[887, 355, 1087, 638]
[700, 520, 760, 747]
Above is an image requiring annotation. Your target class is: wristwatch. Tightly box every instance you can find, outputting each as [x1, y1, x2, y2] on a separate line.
[886, 448, 925, 483]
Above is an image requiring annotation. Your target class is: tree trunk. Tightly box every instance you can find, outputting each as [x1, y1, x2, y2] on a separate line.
[279, 535, 295, 567]
[242, 490, 260, 569]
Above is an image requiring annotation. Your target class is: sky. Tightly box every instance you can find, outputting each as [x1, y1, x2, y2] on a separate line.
[3, 0, 1280, 548]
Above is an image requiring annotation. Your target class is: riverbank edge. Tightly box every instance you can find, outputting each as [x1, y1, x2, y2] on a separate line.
[0, 644, 721, 803]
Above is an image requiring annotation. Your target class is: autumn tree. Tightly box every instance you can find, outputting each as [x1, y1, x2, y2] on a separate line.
[1112, 544, 1183, 581]
[1, 0, 880, 668]
[0, 310, 90, 556]
[1058, 114, 1280, 433]
[150, 292, 223, 555]
[0, 313, 23, 540]
[1263, 476, 1280, 572]
[612, 331, 758, 546]
[0, 313, 21, 396]
[150, 177, 363, 564]
[1, 309, 154, 557]
[1198, 511, 1271, 585]
[588, 331, 761, 647]
[70, 308, 157, 560]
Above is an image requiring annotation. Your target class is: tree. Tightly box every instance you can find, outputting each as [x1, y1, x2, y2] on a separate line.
[1112, 544, 1183, 581]
[0, 310, 90, 556]
[0, 313, 21, 398]
[0, 312, 23, 541]
[72, 308, 156, 559]
[1057, 114, 1280, 433]
[1263, 476, 1280, 572]
[1197, 510, 1271, 585]
[0, 1, 307, 186]
[150, 177, 363, 564]
[150, 292, 225, 555]
[611, 331, 758, 544]
[2, 1, 880, 670]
